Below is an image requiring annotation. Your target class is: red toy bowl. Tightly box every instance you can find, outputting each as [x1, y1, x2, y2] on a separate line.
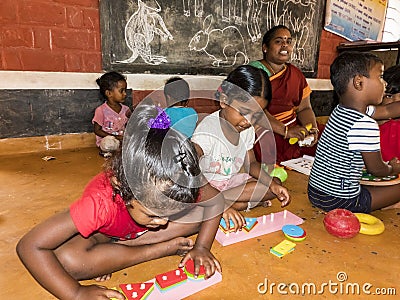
[323, 209, 360, 238]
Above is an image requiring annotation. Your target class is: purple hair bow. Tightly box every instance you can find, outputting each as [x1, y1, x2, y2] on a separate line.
[148, 106, 171, 129]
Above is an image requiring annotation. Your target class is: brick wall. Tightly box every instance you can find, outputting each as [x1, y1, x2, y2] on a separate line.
[318, 30, 347, 79]
[0, 0, 101, 72]
[0, 0, 344, 78]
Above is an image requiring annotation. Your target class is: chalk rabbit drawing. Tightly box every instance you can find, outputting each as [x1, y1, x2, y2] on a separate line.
[188, 15, 249, 67]
[118, 0, 173, 65]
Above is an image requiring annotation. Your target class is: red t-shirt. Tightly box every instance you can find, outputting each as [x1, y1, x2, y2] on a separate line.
[70, 173, 147, 240]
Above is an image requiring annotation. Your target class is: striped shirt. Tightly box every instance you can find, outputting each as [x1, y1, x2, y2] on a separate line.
[309, 105, 380, 198]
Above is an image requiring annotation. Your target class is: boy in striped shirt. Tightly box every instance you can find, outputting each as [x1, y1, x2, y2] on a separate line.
[308, 51, 400, 212]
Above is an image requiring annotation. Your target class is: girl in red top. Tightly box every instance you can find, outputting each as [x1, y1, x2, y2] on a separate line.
[366, 64, 400, 162]
[17, 103, 223, 300]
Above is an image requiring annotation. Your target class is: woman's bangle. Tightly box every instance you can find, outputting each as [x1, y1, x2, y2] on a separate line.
[284, 126, 288, 139]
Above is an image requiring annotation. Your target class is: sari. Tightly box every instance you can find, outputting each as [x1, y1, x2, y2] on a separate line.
[249, 61, 321, 164]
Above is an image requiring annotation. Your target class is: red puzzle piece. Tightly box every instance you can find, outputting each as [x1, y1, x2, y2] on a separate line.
[184, 259, 206, 280]
[119, 282, 154, 300]
[155, 268, 187, 291]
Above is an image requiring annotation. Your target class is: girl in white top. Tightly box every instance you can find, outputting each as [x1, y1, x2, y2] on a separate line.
[192, 65, 290, 230]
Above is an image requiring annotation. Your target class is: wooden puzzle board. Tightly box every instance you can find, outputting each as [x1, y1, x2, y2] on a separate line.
[280, 155, 314, 176]
[143, 271, 222, 300]
[215, 210, 304, 246]
[360, 171, 400, 186]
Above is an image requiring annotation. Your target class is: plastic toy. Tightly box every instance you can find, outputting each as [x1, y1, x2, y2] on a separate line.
[354, 213, 385, 235]
[184, 259, 206, 280]
[269, 166, 288, 182]
[155, 268, 187, 292]
[288, 123, 313, 145]
[282, 225, 306, 242]
[270, 239, 296, 258]
[215, 210, 304, 246]
[323, 209, 360, 238]
[360, 169, 400, 186]
[119, 283, 154, 300]
[219, 217, 258, 234]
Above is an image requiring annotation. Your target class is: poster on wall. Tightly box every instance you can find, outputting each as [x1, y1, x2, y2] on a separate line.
[324, 0, 388, 41]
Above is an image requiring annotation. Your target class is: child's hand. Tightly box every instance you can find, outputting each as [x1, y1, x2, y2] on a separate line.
[389, 157, 400, 174]
[222, 208, 245, 232]
[270, 182, 290, 207]
[179, 246, 221, 279]
[75, 284, 125, 300]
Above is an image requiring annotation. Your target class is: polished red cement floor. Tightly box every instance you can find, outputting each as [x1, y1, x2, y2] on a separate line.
[1, 146, 399, 299]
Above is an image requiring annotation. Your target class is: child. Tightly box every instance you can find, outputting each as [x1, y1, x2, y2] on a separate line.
[164, 76, 198, 138]
[308, 51, 400, 213]
[364, 64, 400, 161]
[17, 103, 223, 300]
[191, 65, 290, 229]
[92, 71, 131, 158]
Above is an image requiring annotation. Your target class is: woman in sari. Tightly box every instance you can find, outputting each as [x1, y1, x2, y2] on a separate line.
[249, 25, 323, 164]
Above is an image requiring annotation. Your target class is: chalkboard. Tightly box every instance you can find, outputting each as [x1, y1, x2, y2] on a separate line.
[100, 0, 325, 77]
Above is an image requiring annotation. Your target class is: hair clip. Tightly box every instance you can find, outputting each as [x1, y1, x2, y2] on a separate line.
[173, 152, 190, 176]
[173, 152, 187, 164]
[148, 106, 171, 129]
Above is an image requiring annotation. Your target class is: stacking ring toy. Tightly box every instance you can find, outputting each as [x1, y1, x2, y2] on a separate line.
[354, 213, 385, 235]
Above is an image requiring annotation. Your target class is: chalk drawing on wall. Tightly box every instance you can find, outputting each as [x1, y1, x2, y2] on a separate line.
[100, 0, 324, 75]
[183, 0, 204, 17]
[118, 0, 173, 65]
[188, 15, 249, 67]
[280, 0, 316, 64]
[221, 0, 243, 25]
[220, 0, 261, 42]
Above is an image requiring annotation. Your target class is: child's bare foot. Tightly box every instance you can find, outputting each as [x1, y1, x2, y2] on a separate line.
[94, 273, 112, 282]
[381, 201, 400, 210]
[260, 200, 272, 208]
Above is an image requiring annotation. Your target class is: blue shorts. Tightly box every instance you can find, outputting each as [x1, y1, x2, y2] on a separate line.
[307, 184, 372, 213]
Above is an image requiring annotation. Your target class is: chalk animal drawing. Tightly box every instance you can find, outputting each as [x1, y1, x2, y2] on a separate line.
[264, 0, 280, 30]
[182, 0, 204, 17]
[118, 0, 173, 65]
[221, 0, 243, 25]
[280, 0, 316, 64]
[188, 15, 249, 67]
[220, 0, 264, 42]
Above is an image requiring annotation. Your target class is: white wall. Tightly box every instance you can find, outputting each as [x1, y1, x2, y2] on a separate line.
[0, 71, 333, 91]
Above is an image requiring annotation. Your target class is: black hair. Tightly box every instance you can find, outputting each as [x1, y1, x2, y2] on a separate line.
[164, 77, 190, 107]
[330, 51, 383, 97]
[107, 103, 200, 213]
[96, 71, 127, 100]
[261, 25, 291, 59]
[383, 64, 400, 95]
[215, 65, 272, 103]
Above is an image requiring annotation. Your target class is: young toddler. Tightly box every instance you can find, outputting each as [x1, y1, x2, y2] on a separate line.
[365, 64, 400, 161]
[92, 71, 131, 157]
[164, 76, 198, 138]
